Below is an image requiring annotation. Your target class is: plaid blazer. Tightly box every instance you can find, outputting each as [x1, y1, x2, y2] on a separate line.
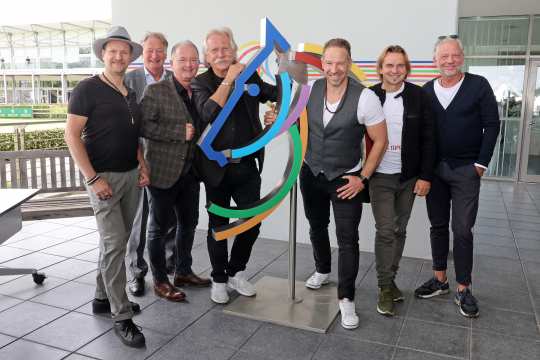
[140, 78, 194, 189]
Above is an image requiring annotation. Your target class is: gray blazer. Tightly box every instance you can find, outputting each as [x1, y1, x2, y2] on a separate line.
[140, 77, 194, 189]
[125, 67, 173, 103]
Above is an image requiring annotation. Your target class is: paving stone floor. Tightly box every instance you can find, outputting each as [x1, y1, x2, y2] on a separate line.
[0, 180, 539, 359]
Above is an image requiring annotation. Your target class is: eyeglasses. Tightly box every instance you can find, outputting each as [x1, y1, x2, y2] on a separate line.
[177, 58, 200, 65]
[438, 34, 459, 40]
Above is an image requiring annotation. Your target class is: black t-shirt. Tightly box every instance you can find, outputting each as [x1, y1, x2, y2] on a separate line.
[68, 75, 141, 172]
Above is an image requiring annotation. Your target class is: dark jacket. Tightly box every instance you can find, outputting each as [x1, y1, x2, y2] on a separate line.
[124, 67, 173, 103]
[423, 72, 500, 168]
[191, 67, 278, 187]
[371, 81, 436, 182]
[140, 77, 195, 189]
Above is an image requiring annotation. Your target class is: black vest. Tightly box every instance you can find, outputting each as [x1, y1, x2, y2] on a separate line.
[305, 77, 365, 181]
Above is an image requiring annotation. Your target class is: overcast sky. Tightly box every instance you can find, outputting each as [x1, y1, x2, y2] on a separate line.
[0, 0, 111, 26]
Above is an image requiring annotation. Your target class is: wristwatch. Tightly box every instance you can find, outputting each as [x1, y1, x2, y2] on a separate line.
[359, 174, 369, 185]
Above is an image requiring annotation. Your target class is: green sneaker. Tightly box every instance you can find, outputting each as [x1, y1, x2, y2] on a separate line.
[377, 287, 395, 316]
[391, 280, 404, 302]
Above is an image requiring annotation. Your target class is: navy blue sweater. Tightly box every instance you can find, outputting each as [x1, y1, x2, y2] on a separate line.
[423, 72, 500, 168]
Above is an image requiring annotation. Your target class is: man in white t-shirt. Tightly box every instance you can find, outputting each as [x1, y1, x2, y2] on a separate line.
[300, 38, 388, 330]
[369, 45, 436, 317]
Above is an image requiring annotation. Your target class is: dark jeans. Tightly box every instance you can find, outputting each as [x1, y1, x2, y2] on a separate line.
[147, 170, 200, 283]
[206, 160, 261, 283]
[426, 161, 481, 286]
[369, 173, 416, 287]
[127, 189, 176, 281]
[299, 164, 363, 300]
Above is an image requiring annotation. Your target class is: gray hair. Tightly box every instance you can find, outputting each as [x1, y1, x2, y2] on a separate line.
[170, 40, 199, 58]
[433, 37, 464, 56]
[202, 27, 238, 66]
[141, 32, 169, 50]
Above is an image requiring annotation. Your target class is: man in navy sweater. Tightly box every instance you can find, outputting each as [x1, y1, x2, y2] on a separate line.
[414, 36, 500, 318]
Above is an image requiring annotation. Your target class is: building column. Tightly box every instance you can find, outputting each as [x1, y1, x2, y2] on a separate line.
[2, 73, 7, 104]
[61, 73, 67, 103]
[31, 73, 35, 104]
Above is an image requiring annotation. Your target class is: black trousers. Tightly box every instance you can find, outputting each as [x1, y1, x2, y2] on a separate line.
[426, 161, 481, 286]
[299, 164, 363, 300]
[205, 160, 261, 283]
[147, 170, 200, 283]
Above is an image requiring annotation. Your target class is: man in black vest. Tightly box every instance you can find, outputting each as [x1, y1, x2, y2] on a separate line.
[415, 36, 500, 318]
[301, 38, 388, 329]
[370, 45, 436, 317]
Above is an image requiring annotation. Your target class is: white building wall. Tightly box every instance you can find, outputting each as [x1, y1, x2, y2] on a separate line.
[113, 0, 458, 259]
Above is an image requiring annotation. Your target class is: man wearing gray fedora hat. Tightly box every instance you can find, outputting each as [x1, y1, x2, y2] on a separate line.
[65, 26, 148, 348]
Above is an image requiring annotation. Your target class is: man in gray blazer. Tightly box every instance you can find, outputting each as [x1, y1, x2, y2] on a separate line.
[124, 32, 173, 296]
[140, 40, 210, 301]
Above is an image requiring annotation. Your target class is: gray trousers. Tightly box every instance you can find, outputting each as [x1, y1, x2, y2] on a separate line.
[126, 188, 176, 282]
[369, 173, 416, 287]
[87, 168, 139, 321]
[126, 188, 149, 281]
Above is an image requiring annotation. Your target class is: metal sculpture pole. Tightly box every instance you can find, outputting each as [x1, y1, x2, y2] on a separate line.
[220, 18, 345, 332]
[288, 182, 299, 302]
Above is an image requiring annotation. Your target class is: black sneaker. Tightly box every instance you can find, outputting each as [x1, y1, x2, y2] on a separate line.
[414, 277, 450, 298]
[113, 319, 145, 348]
[454, 288, 479, 318]
[92, 298, 141, 314]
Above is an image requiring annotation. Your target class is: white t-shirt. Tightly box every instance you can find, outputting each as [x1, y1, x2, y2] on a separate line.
[434, 76, 464, 109]
[377, 83, 404, 174]
[323, 87, 385, 173]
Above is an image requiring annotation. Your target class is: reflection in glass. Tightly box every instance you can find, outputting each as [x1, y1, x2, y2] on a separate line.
[464, 59, 525, 178]
[531, 16, 540, 55]
[527, 71, 540, 175]
[459, 16, 529, 56]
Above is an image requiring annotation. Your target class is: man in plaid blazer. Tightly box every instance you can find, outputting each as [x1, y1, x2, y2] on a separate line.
[140, 40, 211, 302]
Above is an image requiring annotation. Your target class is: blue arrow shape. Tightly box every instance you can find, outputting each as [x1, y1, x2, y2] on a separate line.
[198, 17, 291, 167]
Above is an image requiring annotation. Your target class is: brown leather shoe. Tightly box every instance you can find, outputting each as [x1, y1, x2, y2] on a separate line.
[174, 273, 211, 287]
[153, 282, 186, 302]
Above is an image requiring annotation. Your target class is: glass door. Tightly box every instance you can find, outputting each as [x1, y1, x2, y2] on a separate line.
[521, 61, 540, 182]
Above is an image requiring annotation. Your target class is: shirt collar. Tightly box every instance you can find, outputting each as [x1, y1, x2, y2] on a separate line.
[386, 82, 405, 96]
[173, 76, 188, 96]
[144, 66, 166, 84]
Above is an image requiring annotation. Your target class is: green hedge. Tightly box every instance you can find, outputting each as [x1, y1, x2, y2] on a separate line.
[0, 129, 67, 151]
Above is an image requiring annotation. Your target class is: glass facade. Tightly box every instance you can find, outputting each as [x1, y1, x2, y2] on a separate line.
[460, 16, 530, 56]
[0, 22, 109, 105]
[532, 15, 540, 55]
[459, 15, 540, 180]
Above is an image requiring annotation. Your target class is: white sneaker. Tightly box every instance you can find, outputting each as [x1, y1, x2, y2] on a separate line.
[211, 281, 229, 304]
[339, 298, 359, 329]
[227, 271, 256, 296]
[305, 272, 330, 289]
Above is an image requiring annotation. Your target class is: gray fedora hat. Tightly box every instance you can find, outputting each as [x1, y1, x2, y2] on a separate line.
[93, 26, 143, 63]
